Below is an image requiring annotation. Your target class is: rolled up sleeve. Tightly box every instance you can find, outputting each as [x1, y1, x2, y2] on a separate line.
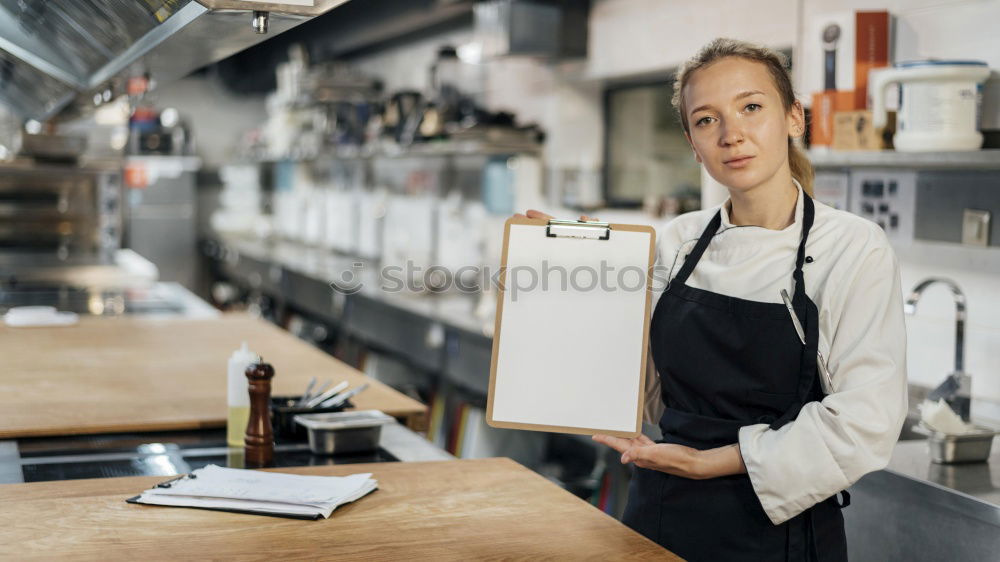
[738, 239, 908, 525]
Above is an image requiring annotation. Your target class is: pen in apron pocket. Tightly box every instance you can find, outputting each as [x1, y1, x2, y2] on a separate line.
[780, 289, 835, 394]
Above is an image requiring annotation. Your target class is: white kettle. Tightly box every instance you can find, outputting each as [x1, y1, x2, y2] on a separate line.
[869, 60, 991, 152]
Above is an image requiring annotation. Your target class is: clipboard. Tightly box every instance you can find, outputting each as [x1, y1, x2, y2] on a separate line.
[486, 216, 656, 438]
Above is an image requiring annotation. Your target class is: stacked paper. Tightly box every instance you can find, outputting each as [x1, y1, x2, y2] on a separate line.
[132, 465, 378, 519]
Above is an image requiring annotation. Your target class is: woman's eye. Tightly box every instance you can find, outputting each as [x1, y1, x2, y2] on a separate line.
[745, 103, 762, 112]
[695, 116, 713, 126]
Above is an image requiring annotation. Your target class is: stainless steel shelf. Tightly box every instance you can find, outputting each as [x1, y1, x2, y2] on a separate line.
[248, 139, 543, 164]
[808, 149, 1000, 170]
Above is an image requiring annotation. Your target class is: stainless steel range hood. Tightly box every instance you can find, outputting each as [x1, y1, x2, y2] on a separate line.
[0, 0, 350, 120]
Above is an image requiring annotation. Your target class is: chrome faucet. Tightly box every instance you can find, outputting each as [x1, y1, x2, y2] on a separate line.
[904, 277, 971, 420]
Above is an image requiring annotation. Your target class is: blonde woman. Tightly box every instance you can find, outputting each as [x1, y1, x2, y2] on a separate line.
[523, 38, 907, 560]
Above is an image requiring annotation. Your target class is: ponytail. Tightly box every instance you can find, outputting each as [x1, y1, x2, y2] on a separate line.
[788, 139, 814, 196]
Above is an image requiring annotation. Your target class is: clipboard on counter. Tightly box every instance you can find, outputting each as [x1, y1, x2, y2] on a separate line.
[486, 216, 656, 438]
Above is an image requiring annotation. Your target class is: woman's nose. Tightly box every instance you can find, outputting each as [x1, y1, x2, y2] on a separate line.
[719, 122, 745, 146]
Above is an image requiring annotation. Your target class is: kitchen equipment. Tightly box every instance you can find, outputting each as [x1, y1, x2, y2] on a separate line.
[318, 382, 370, 409]
[0, 162, 121, 262]
[295, 410, 394, 455]
[822, 23, 841, 91]
[914, 423, 997, 463]
[19, 133, 87, 162]
[269, 395, 354, 441]
[904, 278, 971, 420]
[0, 1, 351, 120]
[870, 60, 991, 151]
[296, 377, 318, 406]
[303, 381, 349, 408]
[244, 362, 275, 466]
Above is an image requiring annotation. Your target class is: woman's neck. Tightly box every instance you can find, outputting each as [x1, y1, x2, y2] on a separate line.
[726, 177, 799, 230]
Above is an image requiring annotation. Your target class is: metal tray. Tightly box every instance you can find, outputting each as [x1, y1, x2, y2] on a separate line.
[295, 410, 394, 455]
[914, 422, 997, 464]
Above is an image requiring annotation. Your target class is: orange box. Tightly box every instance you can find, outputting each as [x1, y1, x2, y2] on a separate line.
[855, 11, 891, 110]
[811, 90, 856, 147]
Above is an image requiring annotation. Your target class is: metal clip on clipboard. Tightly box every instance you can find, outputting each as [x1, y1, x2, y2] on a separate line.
[545, 219, 611, 240]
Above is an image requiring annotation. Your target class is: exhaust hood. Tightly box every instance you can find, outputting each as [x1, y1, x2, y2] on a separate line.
[0, 0, 349, 120]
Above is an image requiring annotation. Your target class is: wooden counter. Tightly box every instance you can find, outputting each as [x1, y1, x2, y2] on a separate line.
[0, 314, 426, 438]
[0, 458, 675, 560]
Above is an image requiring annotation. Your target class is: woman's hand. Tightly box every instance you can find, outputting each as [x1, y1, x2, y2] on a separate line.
[512, 210, 600, 221]
[592, 434, 747, 479]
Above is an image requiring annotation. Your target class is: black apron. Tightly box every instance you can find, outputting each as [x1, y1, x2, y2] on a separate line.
[622, 193, 849, 561]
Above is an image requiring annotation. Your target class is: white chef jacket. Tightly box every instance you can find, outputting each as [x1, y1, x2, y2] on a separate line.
[642, 178, 908, 525]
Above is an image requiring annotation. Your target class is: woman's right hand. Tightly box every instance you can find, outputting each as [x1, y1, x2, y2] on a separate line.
[513, 210, 600, 221]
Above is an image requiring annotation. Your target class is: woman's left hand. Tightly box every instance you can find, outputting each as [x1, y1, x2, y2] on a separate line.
[592, 434, 747, 479]
[592, 434, 706, 479]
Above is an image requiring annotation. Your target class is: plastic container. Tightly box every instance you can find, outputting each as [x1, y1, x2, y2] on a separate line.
[294, 410, 394, 455]
[226, 342, 258, 447]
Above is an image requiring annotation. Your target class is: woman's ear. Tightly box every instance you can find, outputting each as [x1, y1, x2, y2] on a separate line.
[788, 100, 806, 139]
[684, 131, 703, 164]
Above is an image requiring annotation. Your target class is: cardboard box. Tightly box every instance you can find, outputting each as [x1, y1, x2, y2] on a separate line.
[855, 11, 891, 110]
[811, 90, 857, 147]
[832, 110, 894, 150]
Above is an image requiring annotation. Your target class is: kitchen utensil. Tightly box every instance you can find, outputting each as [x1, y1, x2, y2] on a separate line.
[914, 422, 997, 463]
[269, 395, 355, 440]
[869, 60, 991, 151]
[780, 289, 835, 394]
[295, 410, 394, 455]
[318, 382, 370, 408]
[296, 377, 318, 406]
[304, 381, 349, 408]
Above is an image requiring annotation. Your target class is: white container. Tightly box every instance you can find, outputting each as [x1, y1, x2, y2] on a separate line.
[869, 60, 991, 152]
[226, 342, 259, 447]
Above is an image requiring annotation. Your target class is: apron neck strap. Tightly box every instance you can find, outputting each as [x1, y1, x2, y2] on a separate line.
[672, 210, 721, 286]
[671, 188, 816, 291]
[792, 192, 815, 302]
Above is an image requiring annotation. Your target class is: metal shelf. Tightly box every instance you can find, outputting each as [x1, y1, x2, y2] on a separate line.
[248, 138, 542, 164]
[808, 149, 1000, 170]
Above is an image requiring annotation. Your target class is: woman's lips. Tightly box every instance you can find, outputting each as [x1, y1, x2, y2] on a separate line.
[724, 155, 755, 168]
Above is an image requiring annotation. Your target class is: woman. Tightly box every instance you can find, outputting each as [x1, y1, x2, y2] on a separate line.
[520, 38, 907, 560]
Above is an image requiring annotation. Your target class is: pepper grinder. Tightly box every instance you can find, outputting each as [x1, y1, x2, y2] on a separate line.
[244, 361, 275, 467]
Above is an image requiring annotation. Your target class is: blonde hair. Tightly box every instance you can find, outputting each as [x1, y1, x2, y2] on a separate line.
[671, 38, 814, 196]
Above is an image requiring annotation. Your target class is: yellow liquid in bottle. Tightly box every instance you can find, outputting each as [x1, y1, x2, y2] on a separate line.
[227, 406, 250, 447]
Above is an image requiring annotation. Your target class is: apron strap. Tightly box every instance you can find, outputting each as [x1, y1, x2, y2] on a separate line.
[792, 193, 816, 303]
[768, 192, 821, 431]
[671, 210, 722, 286]
[674, 189, 815, 292]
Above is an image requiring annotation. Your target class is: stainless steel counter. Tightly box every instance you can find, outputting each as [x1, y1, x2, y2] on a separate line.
[0, 422, 453, 485]
[844, 439, 1000, 560]
[885, 438, 1000, 511]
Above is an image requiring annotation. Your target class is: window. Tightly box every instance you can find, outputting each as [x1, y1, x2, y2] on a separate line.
[603, 79, 702, 212]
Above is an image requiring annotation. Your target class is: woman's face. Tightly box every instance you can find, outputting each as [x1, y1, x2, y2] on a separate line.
[682, 57, 804, 194]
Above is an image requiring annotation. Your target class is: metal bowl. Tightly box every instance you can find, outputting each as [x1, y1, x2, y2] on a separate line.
[294, 410, 394, 455]
[914, 422, 997, 464]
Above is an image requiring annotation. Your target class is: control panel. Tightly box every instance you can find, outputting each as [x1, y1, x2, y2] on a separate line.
[847, 170, 916, 244]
